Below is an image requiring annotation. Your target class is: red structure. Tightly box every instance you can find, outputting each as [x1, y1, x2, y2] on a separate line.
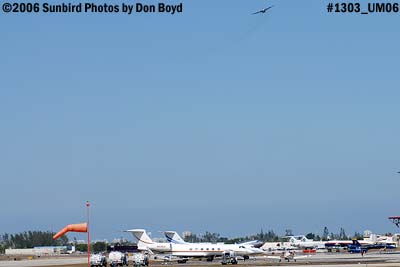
[53, 223, 88, 239]
[53, 202, 91, 267]
[86, 201, 90, 267]
[388, 216, 400, 227]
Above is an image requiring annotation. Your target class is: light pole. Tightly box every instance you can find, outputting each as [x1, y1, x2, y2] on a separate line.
[86, 201, 90, 267]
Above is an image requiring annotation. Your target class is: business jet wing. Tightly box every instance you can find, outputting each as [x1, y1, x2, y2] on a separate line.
[145, 248, 154, 255]
[325, 240, 354, 247]
[239, 240, 259, 245]
[267, 255, 283, 260]
[153, 255, 191, 264]
[293, 255, 310, 260]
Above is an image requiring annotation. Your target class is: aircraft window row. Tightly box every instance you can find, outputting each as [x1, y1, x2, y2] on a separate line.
[189, 247, 221, 251]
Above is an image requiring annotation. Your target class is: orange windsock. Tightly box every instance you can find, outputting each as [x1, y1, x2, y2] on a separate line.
[53, 223, 88, 240]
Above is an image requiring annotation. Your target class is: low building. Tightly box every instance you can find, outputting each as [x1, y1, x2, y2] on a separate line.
[5, 245, 75, 256]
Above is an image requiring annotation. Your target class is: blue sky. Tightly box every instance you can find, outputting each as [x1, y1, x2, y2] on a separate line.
[1, 0, 399, 241]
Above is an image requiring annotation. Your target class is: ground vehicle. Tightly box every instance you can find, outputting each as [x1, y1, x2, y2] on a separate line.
[221, 251, 238, 265]
[90, 254, 107, 267]
[133, 253, 150, 267]
[108, 251, 128, 267]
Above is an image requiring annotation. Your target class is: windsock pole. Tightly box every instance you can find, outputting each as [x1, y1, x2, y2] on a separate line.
[86, 201, 90, 267]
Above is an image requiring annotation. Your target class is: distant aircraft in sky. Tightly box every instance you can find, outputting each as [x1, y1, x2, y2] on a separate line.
[252, 6, 274, 15]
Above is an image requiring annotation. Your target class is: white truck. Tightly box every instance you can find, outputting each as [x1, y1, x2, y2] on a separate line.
[108, 251, 128, 267]
[90, 254, 107, 267]
[221, 251, 238, 265]
[133, 253, 150, 267]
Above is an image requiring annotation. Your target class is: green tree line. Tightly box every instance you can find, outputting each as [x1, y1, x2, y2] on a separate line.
[184, 229, 280, 243]
[0, 227, 379, 254]
[0, 231, 69, 253]
[184, 227, 368, 243]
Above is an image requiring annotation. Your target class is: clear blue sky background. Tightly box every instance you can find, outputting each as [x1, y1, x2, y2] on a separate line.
[1, 0, 399, 241]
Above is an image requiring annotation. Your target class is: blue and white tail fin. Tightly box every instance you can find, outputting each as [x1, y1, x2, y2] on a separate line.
[125, 229, 154, 250]
[164, 231, 187, 244]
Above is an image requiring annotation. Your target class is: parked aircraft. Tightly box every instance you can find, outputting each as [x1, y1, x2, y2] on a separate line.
[348, 240, 396, 254]
[284, 235, 326, 249]
[262, 241, 298, 252]
[165, 231, 263, 247]
[325, 239, 372, 248]
[164, 230, 265, 259]
[365, 233, 398, 247]
[267, 251, 309, 262]
[126, 229, 263, 262]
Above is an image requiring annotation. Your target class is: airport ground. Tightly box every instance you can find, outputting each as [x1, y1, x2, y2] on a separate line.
[3, 251, 400, 267]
